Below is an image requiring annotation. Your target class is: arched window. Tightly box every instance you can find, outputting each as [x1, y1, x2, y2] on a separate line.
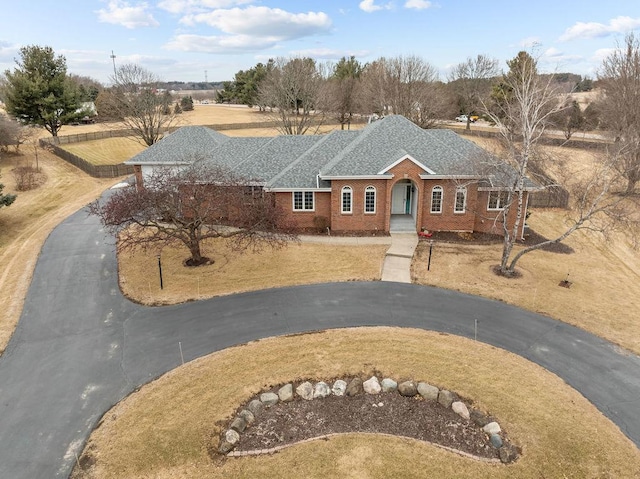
[454, 187, 467, 213]
[364, 186, 376, 213]
[431, 186, 443, 213]
[341, 186, 352, 214]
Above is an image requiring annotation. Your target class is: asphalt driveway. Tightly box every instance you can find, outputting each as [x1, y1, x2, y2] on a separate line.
[0, 202, 639, 478]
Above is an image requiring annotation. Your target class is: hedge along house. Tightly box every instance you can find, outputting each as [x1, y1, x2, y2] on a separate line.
[126, 115, 536, 237]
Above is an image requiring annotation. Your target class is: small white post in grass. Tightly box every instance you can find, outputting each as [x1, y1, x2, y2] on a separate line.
[179, 341, 184, 365]
[474, 319, 478, 341]
[74, 451, 81, 469]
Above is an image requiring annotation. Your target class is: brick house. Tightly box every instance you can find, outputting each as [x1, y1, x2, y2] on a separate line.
[126, 115, 536, 237]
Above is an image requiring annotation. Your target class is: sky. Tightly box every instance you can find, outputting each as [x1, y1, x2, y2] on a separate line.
[1, 0, 639, 85]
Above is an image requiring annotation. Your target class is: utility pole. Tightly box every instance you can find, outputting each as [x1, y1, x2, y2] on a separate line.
[204, 70, 208, 84]
[110, 50, 117, 77]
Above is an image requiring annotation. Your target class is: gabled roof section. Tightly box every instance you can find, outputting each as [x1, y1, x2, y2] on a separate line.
[267, 130, 360, 189]
[378, 153, 436, 175]
[321, 115, 493, 178]
[231, 135, 323, 183]
[124, 126, 230, 165]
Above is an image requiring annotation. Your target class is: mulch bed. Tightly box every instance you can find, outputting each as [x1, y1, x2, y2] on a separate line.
[426, 230, 574, 254]
[233, 392, 502, 460]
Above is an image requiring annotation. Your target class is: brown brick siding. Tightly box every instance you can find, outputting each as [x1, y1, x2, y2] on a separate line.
[330, 179, 388, 233]
[273, 157, 527, 237]
[275, 192, 332, 230]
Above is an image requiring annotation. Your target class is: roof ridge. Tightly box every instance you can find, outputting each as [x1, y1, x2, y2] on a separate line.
[265, 131, 338, 187]
[320, 118, 386, 173]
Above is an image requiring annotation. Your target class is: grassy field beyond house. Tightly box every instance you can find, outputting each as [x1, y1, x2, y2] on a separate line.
[60, 137, 146, 166]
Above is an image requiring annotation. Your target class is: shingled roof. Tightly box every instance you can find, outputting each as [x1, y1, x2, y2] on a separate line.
[126, 115, 522, 190]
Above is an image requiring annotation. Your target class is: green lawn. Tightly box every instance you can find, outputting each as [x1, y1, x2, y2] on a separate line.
[60, 137, 145, 166]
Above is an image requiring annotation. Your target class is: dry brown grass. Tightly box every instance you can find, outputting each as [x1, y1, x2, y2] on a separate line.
[60, 137, 145, 165]
[411, 139, 640, 355]
[119, 238, 388, 304]
[72, 327, 640, 479]
[0, 150, 119, 353]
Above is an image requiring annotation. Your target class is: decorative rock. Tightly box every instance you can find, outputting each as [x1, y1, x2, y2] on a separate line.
[218, 429, 240, 454]
[230, 416, 247, 433]
[260, 392, 279, 406]
[451, 401, 470, 420]
[437, 390, 455, 408]
[345, 377, 363, 396]
[381, 378, 397, 392]
[490, 433, 503, 449]
[313, 381, 331, 399]
[332, 379, 347, 396]
[247, 399, 263, 416]
[483, 421, 501, 435]
[278, 383, 293, 402]
[470, 408, 491, 427]
[296, 381, 314, 400]
[363, 376, 381, 394]
[238, 409, 255, 425]
[398, 381, 417, 397]
[499, 443, 519, 464]
[417, 382, 439, 401]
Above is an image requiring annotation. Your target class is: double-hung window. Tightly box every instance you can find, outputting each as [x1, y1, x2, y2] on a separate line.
[431, 186, 443, 213]
[293, 191, 314, 211]
[341, 186, 353, 214]
[487, 191, 509, 210]
[364, 186, 376, 213]
[454, 187, 467, 213]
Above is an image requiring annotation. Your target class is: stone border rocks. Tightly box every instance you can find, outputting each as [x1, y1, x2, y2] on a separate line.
[217, 374, 520, 464]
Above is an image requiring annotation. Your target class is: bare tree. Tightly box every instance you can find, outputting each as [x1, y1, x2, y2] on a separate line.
[448, 54, 500, 129]
[597, 33, 640, 194]
[0, 114, 28, 151]
[258, 57, 326, 135]
[480, 52, 637, 276]
[325, 56, 363, 130]
[360, 55, 453, 128]
[107, 64, 177, 146]
[90, 162, 296, 266]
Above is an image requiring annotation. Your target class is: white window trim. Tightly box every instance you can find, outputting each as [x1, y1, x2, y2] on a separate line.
[431, 185, 443, 214]
[364, 185, 376, 214]
[341, 186, 353, 214]
[487, 191, 509, 211]
[454, 187, 467, 214]
[292, 191, 315, 212]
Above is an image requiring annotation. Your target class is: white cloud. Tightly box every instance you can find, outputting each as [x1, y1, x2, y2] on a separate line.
[519, 36, 541, 49]
[157, 0, 252, 15]
[592, 47, 616, 64]
[359, 0, 394, 13]
[541, 47, 582, 64]
[97, 1, 159, 29]
[180, 6, 331, 38]
[165, 33, 280, 53]
[404, 0, 431, 10]
[560, 16, 640, 42]
[288, 48, 370, 60]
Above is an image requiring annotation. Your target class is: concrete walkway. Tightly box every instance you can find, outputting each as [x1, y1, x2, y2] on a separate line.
[299, 232, 419, 283]
[381, 233, 419, 283]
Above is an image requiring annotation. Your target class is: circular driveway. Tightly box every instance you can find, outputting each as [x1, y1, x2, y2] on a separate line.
[0, 203, 639, 478]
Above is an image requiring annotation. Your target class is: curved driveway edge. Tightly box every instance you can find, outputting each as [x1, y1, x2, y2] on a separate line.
[0, 202, 639, 479]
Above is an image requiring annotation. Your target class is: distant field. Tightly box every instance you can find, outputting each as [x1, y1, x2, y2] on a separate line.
[60, 137, 145, 166]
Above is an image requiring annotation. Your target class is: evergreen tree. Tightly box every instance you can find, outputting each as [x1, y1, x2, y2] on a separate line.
[3, 45, 80, 138]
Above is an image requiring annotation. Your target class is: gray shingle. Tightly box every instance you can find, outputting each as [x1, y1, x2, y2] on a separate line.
[126, 116, 523, 189]
[125, 126, 229, 165]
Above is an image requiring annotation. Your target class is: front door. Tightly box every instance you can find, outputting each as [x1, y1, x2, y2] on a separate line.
[404, 184, 412, 214]
[391, 183, 406, 214]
